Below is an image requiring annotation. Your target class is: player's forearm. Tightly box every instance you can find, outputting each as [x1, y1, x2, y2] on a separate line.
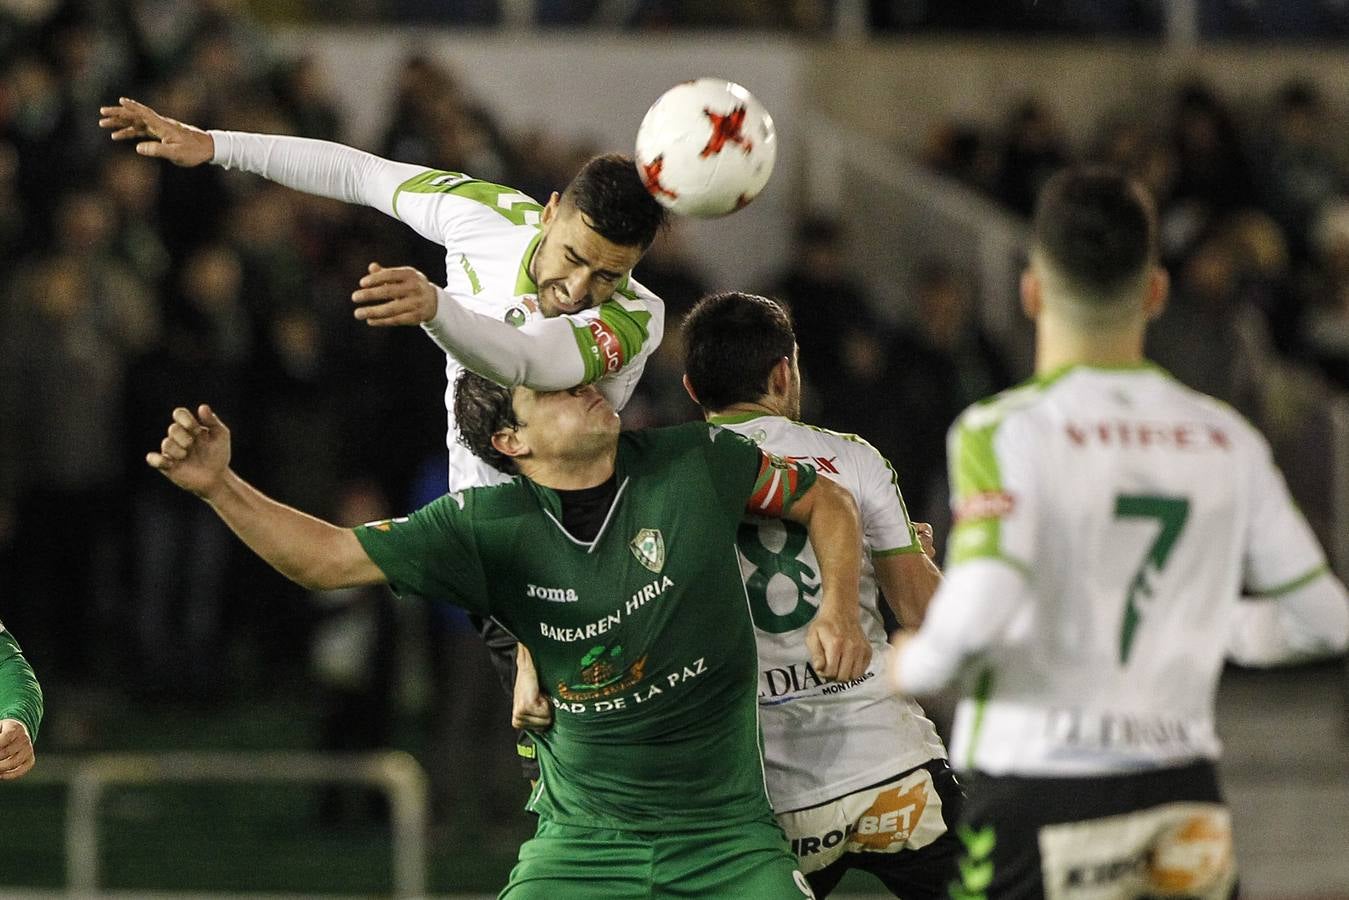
[422, 288, 586, 389]
[1228, 570, 1349, 667]
[799, 479, 863, 620]
[895, 558, 1028, 694]
[876, 552, 942, 630]
[210, 131, 420, 219]
[202, 470, 384, 591]
[0, 630, 42, 743]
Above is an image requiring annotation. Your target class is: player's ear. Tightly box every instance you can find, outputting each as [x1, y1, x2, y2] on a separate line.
[681, 374, 700, 406]
[1020, 268, 1042, 321]
[769, 356, 792, 397]
[541, 192, 561, 226]
[491, 427, 528, 462]
[1143, 266, 1169, 321]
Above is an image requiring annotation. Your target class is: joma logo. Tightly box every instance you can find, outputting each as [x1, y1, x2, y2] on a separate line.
[527, 584, 579, 603]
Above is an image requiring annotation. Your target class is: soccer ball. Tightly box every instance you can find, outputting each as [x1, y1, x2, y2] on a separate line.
[635, 78, 777, 218]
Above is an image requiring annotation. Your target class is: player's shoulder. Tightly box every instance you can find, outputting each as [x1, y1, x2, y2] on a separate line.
[393, 170, 544, 227]
[953, 376, 1052, 436]
[448, 478, 540, 521]
[622, 421, 750, 467]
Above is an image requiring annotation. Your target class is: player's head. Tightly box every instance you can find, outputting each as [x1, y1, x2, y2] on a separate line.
[454, 370, 620, 477]
[1024, 165, 1168, 329]
[681, 291, 801, 420]
[532, 154, 668, 318]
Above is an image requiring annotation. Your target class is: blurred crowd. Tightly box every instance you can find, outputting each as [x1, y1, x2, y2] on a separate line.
[1, 0, 1347, 838]
[922, 82, 1349, 542]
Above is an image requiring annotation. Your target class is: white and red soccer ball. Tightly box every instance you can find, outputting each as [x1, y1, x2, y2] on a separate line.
[635, 78, 777, 218]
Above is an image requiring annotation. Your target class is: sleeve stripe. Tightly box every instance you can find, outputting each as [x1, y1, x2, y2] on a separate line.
[757, 467, 783, 511]
[1250, 564, 1330, 598]
[873, 544, 926, 558]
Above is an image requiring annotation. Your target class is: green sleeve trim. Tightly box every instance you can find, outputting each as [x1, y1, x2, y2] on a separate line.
[949, 550, 1033, 579]
[1250, 564, 1331, 598]
[569, 301, 654, 385]
[873, 543, 925, 558]
[963, 667, 996, 771]
[0, 629, 43, 743]
[947, 417, 1008, 567]
[392, 170, 543, 226]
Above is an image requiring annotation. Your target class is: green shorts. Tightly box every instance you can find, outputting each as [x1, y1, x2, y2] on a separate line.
[499, 816, 815, 899]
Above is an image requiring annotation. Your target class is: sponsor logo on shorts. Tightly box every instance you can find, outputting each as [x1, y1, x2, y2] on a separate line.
[1039, 803, 1234, 899]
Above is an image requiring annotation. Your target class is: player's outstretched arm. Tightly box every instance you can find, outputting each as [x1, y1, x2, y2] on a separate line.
[0, 626, 41, 780]
[100, 98, 422, 223]
[781, 475, 871, 683]
[147, 405, 386, 591]
[351, 263, 589, 390]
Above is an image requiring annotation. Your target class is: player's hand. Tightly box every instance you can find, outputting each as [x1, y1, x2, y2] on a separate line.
[511, 645, 554, 731]
[914, 522, 936, 559]
[0, 719, 35, 780]
[806, 602, 871, 683]
[98, 97, 214, 167]
[146, 405, 232, 499]
[351, 263, 440, 326]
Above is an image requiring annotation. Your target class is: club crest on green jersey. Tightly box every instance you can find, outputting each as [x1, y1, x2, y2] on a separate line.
[629, 528, 665, 573]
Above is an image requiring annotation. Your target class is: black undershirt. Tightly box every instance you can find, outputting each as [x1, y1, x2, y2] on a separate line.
[555, 474, 619, 543]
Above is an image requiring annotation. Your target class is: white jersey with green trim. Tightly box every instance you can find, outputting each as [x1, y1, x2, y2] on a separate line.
[902, 363, 1348, 776]
[392, 173, 663, 491]
[716, 412, 947, 812]
[206, 132, 663, 493]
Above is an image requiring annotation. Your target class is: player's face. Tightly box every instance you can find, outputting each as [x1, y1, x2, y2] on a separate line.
[532, 198, 644, 317]
[512, 383, 620, 462]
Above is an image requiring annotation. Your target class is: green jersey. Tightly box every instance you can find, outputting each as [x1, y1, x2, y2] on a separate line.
[354, 423, 816, 832]
[0, 621, 42, 741]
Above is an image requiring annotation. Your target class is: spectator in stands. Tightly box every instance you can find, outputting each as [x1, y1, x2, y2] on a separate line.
[995, 99, 1069, 216]
[764, 214, 873, 405]
[1256, 81, 1346, 258]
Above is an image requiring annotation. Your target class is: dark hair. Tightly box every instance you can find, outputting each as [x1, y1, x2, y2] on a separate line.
[682, 291, 795, 411]
[453, 370, 520, 476]
[1034, 166, 1157, 295]
[561, 153, 668, 249]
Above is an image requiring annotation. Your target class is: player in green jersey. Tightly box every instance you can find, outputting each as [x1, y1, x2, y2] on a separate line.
[146, 376, 871, 898]
[0, 620, 42, 780]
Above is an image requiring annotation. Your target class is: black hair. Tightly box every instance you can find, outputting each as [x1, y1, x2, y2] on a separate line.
[682, 291, 795, 412]
[453, 370, 520, 476]
[561, 153, 668, 249]
[1033, 165, 1157, 296]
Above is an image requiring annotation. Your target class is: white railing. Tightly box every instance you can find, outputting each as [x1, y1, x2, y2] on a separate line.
[30, 752, 428, 899]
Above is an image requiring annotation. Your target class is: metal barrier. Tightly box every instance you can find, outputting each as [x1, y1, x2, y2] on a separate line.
[31, 752, 429, 899]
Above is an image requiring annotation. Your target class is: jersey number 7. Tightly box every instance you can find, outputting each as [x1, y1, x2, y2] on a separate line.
[1114, 495, 1190, 665]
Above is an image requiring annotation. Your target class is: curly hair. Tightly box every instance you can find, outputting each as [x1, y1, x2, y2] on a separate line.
[452, 370, 521, 476]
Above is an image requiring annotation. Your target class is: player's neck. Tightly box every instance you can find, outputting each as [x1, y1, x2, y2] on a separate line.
[524, 448, 618, 491]
[1035, 312, 1147, 374]
[713, 399, 788, 420]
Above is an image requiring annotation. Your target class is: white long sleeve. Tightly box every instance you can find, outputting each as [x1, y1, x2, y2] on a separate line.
[422, 287, 586, 390]
[895, 557, 1031, 695]
[209, 130, 422, 220]
[1228, 568, 1349, 667]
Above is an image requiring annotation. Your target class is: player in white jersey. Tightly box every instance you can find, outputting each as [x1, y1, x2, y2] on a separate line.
[99, 96, 670, 780]
[98, 97, 668, 493]
[678, 291, 962, 898]
[894, 167, 1349, 899]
